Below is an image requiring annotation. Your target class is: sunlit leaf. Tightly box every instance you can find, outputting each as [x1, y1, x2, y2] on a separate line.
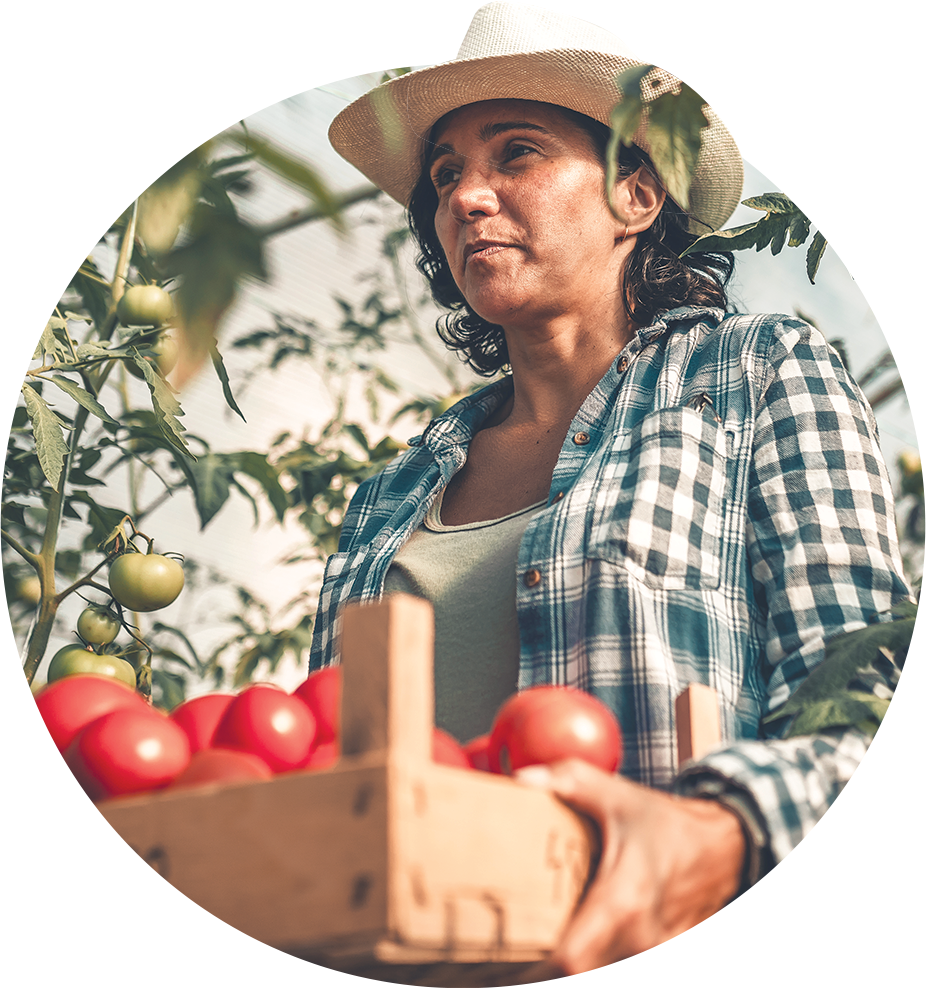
[741, 193, 797, 214]
[21, 384, 70, 491]
[138, 166, 201, 255]
[47, 375, 119, 426]
[134, 353, 190, 457]
[643, 83, 708, 211]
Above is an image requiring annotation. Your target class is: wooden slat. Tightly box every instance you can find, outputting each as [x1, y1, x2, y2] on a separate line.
[675, 683, 722, 765]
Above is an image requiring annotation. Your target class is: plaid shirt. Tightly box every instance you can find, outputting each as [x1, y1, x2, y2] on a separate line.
[310, 306, 911, 869]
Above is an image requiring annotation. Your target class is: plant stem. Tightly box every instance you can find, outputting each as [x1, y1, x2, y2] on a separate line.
[256, 185, 380, 239]
[21, 205, 138, 684]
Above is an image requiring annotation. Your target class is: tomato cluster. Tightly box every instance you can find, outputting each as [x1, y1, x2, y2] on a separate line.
[33, 665, 623, 804]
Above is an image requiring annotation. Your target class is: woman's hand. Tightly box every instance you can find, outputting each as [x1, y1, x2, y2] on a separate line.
[516, 758, 745, 976]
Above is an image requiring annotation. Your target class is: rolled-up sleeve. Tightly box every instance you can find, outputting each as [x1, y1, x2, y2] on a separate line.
[676, 319, 912, 866]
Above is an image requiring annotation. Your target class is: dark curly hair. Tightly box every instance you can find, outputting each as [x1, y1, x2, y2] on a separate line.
[407, 104, 735, 376]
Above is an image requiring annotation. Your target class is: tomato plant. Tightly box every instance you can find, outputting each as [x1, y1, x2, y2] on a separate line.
[76, 605, 121, 646]
[108, 552, 184, 612]
[213, 684, 317, 772]
[35, 674, 145, 752]
[293, 666, 340, 743]
[126, 334, 180, 379]
[116, 284, 175, 327]
[168, 748, 273, 790]
[46, 644, 136, 689]
[65, 706, 191, 801]
[169, 693, 236, 753]
[487, 686, 623, 775]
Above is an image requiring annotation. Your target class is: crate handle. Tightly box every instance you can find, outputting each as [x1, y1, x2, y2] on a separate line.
[675, 683, 722, 766]
[338, 594, 435, 762]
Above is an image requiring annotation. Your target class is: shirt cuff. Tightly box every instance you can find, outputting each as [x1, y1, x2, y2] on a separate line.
[674, 770, 773, 897]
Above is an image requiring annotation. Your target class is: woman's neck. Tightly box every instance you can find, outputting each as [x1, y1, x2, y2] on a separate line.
[497, 312, 635, 431]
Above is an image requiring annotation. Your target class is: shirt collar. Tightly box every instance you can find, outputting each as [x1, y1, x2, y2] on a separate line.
[407, 306, 726, 451]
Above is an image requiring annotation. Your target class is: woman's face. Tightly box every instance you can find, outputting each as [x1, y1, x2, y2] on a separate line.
[428, 100, 627, 331]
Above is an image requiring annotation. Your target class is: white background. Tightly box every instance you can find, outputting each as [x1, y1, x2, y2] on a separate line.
[3, 1, 922, 984]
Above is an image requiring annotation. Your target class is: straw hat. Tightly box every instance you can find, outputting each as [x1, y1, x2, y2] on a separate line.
[328, 2, 743, 234]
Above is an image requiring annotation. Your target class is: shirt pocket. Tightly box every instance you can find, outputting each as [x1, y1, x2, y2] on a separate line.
[587, 405, 729, 590]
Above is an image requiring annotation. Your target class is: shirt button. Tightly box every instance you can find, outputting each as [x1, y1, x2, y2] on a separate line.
[617, 356, 629, 373]
[573, 432, 590, 446]
[551, 491, 564, 503]
[523, 568, 542, 588]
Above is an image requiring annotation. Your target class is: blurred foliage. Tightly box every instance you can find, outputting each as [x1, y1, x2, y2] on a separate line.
[2, 122, 479, 709]
[764, 601, 915, 738]
[610, 65, 827, 281]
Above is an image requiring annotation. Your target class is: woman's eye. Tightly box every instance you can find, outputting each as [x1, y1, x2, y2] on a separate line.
[433, 164, 461, 188]
[505, 143, 537, 162]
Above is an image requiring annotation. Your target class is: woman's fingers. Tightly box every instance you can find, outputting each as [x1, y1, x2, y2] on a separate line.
[514, 759, 745, 975]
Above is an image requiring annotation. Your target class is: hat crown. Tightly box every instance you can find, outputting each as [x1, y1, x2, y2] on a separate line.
[457, 2, 635, 60]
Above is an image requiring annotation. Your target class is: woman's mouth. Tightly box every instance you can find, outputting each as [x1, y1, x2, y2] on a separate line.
[464, 242, 512, 266]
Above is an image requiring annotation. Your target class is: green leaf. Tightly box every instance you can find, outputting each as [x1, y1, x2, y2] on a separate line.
[65, 491, 130, 552]
[35, 316, 73, 364]
[788, 211, 812, 248]
[135, 354, 190, 457]
[763, 603, 916, 738]
[606, 65, 649, 205]
[227, 131, 345, 232]
[741, 192, 797, 214]
[680, 220, 763, 256]
[228, 452, 289, 522]
[807, 231, 828, 284]
[643, 83, 709, 212]
[173, 452, 232, 528]
[165, 206, 267, 369]
[47, 375, 119, 426]
[210, 342, 246, 422]
[74, 341, 117, 361]
[21, 384, 70, 491]
[787, 693, 888, 737]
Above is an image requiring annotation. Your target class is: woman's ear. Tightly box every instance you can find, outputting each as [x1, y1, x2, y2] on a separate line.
[611, 167, 667, 236]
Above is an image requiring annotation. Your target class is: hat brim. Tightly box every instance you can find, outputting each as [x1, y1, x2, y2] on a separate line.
[328, 49, 743, 235]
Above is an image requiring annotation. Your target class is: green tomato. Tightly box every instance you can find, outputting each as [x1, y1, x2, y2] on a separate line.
[15, 575, 41, 605]
[77, 605, 120, 646]
[47, 645, 137, 690]
[117, 285, 175, 328]
[108, 552, 185, 612]
[126, 334, 180, 380]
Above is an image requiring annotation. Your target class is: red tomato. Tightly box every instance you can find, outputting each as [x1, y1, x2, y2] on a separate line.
[303, 738, 339, 771]
[169, 693, 235, 753]
[432, 727, 471, 769]
[167, 748, 273, 790]
[34, 674, 146, 752]
[463, 733, 493, 772]
[213, 685, 317, 772]
[65, 707, 191, 801]
[293, 666, 340, 743]
[487, 685, 622, 775]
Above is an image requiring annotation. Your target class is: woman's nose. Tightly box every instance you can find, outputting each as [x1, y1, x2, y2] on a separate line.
[448, 164, 500, 221]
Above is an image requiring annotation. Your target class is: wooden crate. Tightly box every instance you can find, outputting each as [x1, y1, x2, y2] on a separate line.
[99, 594, 720, 985]
[99, 596, 596, 983]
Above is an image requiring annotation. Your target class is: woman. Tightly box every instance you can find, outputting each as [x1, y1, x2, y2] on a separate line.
[310, 2, 912, 974]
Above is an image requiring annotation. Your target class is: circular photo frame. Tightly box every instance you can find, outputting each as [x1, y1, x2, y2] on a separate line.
[4, 2, 923, 986]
